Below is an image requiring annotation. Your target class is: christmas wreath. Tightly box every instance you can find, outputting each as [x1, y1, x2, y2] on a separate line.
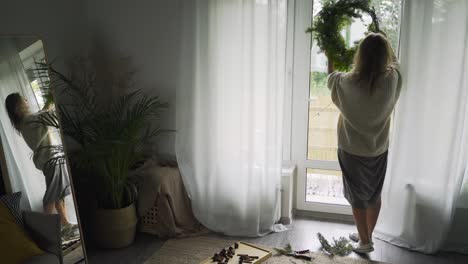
[306, 0, 381, 71]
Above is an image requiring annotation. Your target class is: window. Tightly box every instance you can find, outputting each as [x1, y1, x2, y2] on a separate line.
[19, 41, 61, 146]
[26, 59, 48, 110]
[289, 0, 402, 214]
[21, 42, 48, 110]
[306, 168, 347, 204]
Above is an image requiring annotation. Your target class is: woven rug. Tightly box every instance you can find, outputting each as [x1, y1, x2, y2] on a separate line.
[144, 236, 390, 264]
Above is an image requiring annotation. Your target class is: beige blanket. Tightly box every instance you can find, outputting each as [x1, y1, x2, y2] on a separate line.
[133, 159, 204, 238]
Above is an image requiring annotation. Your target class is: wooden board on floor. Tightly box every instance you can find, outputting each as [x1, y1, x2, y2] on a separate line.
[200, 241, 272, 264]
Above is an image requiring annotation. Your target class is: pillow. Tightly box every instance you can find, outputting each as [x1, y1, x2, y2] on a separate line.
[0, 200, 44, 263]
[0, 192, 23, 226]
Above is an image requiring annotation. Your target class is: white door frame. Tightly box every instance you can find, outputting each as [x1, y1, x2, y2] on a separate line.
[288, 0, 351, 215]
[287, 0, 403, 215]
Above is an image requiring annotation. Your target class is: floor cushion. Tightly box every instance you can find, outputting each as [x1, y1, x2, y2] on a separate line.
[0, 192, 23, 226]
[0, 194, 44, 263]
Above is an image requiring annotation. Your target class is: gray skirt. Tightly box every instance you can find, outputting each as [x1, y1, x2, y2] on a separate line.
[42, 160, 72, 206]
[338, 149, 388, 209]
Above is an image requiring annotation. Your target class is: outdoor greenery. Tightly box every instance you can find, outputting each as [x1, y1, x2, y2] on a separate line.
[34, 59, 171, 209]
[306, 0, 381, 71]
[310, 72, 330, 97]
[372, 0, 401, 50]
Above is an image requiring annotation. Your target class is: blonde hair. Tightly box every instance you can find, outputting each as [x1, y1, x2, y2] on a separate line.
[352, 33, 396, 95]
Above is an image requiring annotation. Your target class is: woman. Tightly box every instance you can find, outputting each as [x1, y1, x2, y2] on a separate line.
[327, 33, 402, 253]
[5, 93, 77, 238]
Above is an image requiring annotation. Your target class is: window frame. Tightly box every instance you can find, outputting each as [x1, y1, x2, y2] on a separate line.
[285, 0, 352, 215]
[285, 0, 403, 215]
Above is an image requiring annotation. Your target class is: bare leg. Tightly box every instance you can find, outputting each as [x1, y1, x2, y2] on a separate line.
[44, 203, 55, 214]
[55, 200, 70, 225]
[366, 199, 382, 239]
[352, 207, 370, 244]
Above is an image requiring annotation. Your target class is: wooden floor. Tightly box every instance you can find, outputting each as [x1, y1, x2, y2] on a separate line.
[86, 216, 468, 264]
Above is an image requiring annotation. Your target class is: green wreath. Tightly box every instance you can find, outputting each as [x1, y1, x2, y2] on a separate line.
[306, 0, 381, 71]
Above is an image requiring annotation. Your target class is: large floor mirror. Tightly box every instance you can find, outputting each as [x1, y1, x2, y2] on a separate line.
[0, 36, 86, 263]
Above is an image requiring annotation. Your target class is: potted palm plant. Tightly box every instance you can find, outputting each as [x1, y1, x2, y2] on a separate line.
[35, 58, 171, 248]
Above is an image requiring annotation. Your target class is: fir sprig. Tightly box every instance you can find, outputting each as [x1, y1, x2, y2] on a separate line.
[273, 243, 293, 255]
[317, 233, 353, 256]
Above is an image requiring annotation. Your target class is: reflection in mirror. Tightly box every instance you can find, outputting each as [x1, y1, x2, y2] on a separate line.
[0, 37, 86, 264]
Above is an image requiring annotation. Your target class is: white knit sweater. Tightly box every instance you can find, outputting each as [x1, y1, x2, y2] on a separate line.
[19, 110, 53, 170]
[327, 66, 402, 157]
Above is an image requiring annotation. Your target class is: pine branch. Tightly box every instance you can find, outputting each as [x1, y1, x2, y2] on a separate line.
[273, 244, 293, 255]
[317, 233, 353, 256]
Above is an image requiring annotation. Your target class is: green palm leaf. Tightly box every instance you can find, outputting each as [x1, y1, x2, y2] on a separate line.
[34, 59, 173, 209]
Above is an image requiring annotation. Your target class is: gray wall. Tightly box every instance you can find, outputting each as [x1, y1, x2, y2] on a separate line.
[85, 0, 183, 156]
[0, 1, 87, 66]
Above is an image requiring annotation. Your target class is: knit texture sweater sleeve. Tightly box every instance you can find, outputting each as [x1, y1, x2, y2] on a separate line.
[19, 111, 54, 169]
[327, 71, 345, 109]
[327, 67, 402, 157]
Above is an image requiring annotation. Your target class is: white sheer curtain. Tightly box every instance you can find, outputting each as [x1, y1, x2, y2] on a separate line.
[176, 0, 287, 236]
[375, 0, 468, 253]
[0, 40, 46, 211]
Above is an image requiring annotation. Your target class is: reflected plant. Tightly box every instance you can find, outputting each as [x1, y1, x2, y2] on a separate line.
[34, 59, 172, 209]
